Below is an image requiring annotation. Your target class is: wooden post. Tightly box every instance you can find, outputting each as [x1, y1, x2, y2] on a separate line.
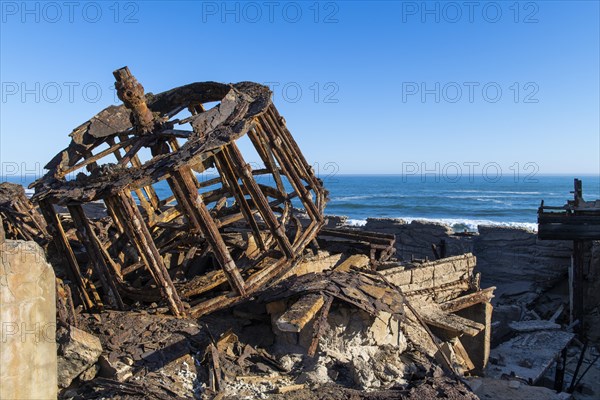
[108, 191, 186, 316]
[573, 240, 585, 333]
[38, 200, 96, 310]
[226, 143, 294, 259]
[67, 204, 125, 309]
[456, 302, 492, 375]
[169, 168, 246, 296]
[213, 150, 266, 251]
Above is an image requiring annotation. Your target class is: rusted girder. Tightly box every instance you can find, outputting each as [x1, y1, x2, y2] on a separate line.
[31, 67, 327, 317]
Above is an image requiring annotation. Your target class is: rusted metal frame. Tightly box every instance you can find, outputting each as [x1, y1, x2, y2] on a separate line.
[149, 204, 182, 228]
[188, 258, 292, 316]
[118, 136, 150, 167]
[121, 261, 145, 277]
[256, 183, 286, 201]
[67, 204, 125, 309]
[164, 173, 203, 232]
[133, 189, 156, 225]
[216, 209, 253, 228]
[247, 127, 287, 197]
[289, 215, 303, 246]
[319, 228, 395, 246]
[81, 149, 100, 174]
[308, 294, 334, 356]
[252, 122, 292, 193]
[110, 190, 186, 316]
[189, 293, 238, 318]
[106, 137, 157, 220]
[250, 168, 287, 176]
[114, 67, 155, 133]
[266, 106, 322, 195]
[187, 255, 296, 318]
[106, 193, 162, 279]
[58, 137, 135, 178]
[215, 191, 298, 228]
[245, 255, 294, 292]
[180, 245, 199, 276]
[119, 133, 161, 210]
[38, 200, 96, 310]
[10, 197, 48, 237]
[168, 137, 180, 152]
[257, 119, 320, 221]
[171, 167, 247, 296]
[226, 143, 294, 259]
[1, 211, 33, 241]
[104, 198, 125, 234]
[95, 237, 124, 281]
[160, 130, 192, 140]
[156, 232, 199, 255]
[198, 175, 223, 189]
[213, 150, 266, 252]
[292, 220, 320, 254]
[181, 270, 228, 299]
[158, 195, 177, 208]
[262, 108, 324, 208]
[247, 126, 294, 229]
[106, 136, 123, 160]
[105, 230, 131, 266]
[573, 240, 585, 333]
[259, 115, 323, 219]
[116, 281, 161, 303]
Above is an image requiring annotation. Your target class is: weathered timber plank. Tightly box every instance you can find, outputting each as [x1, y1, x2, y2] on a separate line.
[419, 305, 485, 337]
[276, 293, 325, 333]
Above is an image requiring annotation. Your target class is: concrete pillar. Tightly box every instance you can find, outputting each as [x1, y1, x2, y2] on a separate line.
[1, 240, 57, 400]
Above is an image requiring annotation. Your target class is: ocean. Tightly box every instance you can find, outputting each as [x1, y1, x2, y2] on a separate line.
[6, 174, 599, 233]
[320, 174, 600, 231]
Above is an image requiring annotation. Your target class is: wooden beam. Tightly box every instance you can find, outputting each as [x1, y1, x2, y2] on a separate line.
[171, 168, 246, 296]
[276, 293, 325, 333]
[108, 191, 186, 316]
[419, 305, 485, 337]
[38, 200, 96, 310]
[440, 287, 495, 312]
[68, 204, 125, 309]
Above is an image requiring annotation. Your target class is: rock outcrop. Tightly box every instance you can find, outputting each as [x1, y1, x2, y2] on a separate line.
[361, 218, 572, 296]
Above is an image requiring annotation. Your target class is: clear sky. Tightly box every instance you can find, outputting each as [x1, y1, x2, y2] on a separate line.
[1, 1, 599, 178]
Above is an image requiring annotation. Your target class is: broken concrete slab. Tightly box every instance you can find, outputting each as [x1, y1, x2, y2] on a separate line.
[57, 325, 103, 388]
[509, 319, 561, 332]
[487, 330, 575, 384]
[468, 377, 573, 400]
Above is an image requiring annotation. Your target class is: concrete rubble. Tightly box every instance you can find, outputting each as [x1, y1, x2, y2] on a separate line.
[0, 67, 598, 399]
[57, 325, 103, 388]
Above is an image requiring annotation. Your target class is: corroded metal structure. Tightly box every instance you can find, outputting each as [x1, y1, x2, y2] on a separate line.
[31, 67, 327, 317]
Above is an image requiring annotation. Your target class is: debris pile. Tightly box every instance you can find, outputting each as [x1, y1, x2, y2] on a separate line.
[0, 182, 49, 243]
[4, 67, 559, 399]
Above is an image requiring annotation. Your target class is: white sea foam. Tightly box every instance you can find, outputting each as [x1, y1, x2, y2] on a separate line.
[346, 219, 367, 227]
[447, 190, 542, 195]
[395, 217, 537, 232]
[342, 216, 537, 232]
[331, 194, 406, 202]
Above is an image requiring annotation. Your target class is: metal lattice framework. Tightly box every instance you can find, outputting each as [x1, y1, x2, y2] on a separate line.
[31, 67, 327, 317]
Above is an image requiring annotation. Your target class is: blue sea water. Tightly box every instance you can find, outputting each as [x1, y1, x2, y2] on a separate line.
[6, 174, 599, 232]
[320, 174, 600, 231]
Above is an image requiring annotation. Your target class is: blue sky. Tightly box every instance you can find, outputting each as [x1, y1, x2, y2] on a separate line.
[1, 1, 599, 177]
